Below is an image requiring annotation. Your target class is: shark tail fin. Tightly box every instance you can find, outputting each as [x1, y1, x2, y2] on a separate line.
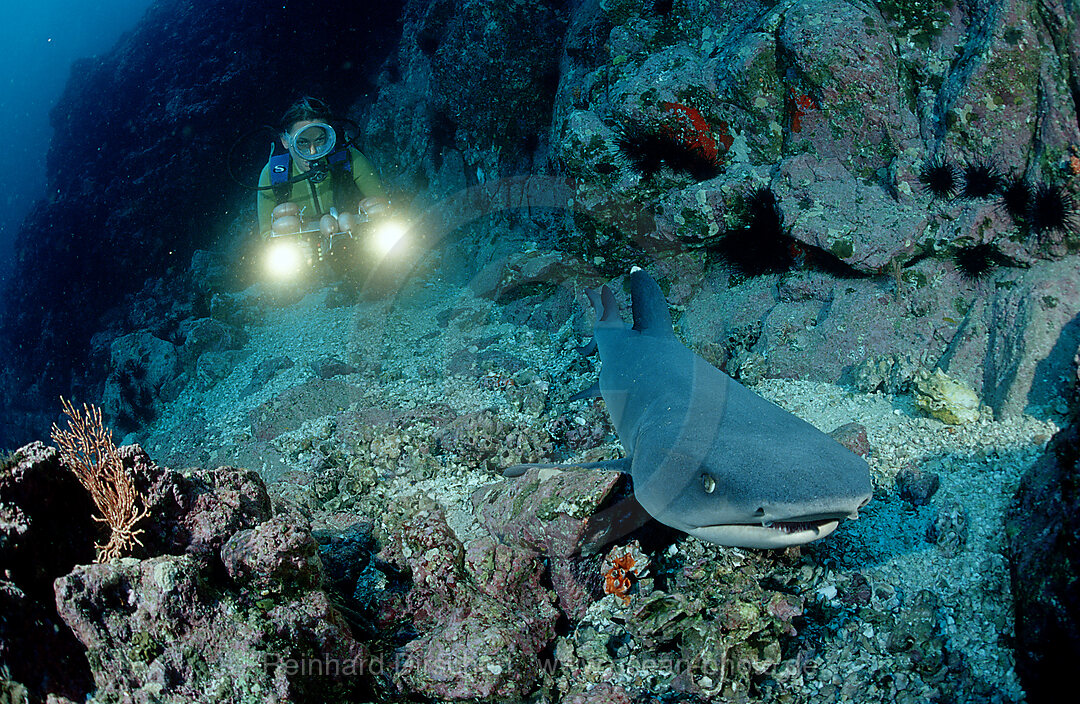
[629, 267, 675, 336]
[600, 285, 620, 321]
[584, 287, 602, 320]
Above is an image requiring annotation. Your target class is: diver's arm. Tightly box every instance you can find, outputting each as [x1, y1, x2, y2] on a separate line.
[256, 164, 277, 239]
[350, 150, 388, 212]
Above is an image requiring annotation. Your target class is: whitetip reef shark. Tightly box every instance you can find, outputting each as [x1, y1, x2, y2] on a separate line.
[505, 267, 872, 549]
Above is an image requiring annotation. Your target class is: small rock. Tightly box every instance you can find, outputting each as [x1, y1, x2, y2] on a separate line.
[310, 355, 359, 379]
[221, 516, 322, 593]
[927, 500, 968, 556]
[471, 466, 644, 557]
[896, 464, 940, 506]
[912, 369, 981, 425]
[241, 355, 294, 396]
[830, 422, 871, 457]
[378, 499, 558, 700]
[566, 683, 634, 703]
[840, 573, 873, 608]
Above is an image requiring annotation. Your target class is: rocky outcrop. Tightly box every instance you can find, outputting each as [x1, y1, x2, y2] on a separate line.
[0, 443, 371, 703]
[54, 552, 366, 704]
[0, 443, 96, 701]
[357, 0, 1080, 418]
[543, 0, 1080, 416]
[375, 495, 560, 700]
[1007, 345, 1080, 703]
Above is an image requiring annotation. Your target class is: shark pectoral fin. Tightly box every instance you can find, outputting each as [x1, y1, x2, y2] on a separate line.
[569, 381, 602, 401]
[572, 458, 632, 473]
[502, 463, 551, 477]
[574, 339, 597, 357]
[502, 458, 632, 478]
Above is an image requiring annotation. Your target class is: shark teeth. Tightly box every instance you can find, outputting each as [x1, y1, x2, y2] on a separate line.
[775, 521, 822, 534]
[763, 519, 831, 534]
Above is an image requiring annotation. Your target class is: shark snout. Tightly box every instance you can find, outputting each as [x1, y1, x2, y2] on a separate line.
[753, 492, 872, 525]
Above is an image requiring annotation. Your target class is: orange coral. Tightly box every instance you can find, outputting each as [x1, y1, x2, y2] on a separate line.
[1069, 154, 1080, 177]
[602, 551, 637, 606]
[50, 397, 149, 562]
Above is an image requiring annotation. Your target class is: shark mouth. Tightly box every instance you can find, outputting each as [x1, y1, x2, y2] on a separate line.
[768, 519, 836, 534]
[688, 518, 841, 549]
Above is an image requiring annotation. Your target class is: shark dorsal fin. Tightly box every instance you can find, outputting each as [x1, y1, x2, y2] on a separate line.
[630, 267, 675, 336]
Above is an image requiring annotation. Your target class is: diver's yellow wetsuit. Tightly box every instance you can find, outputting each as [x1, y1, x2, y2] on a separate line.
[257, 148, 386, 239]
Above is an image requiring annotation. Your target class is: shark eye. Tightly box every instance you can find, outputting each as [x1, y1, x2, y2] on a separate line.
[701, 473, 716, 494]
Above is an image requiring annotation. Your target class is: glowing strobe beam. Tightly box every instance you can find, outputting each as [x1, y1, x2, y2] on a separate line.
[371, 219, 408, 256]
[265, 239, 305, 279]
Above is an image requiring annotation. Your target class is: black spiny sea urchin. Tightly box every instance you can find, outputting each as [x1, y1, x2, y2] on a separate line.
[961, 159, 1004, 199]
[919, 156, 961, 200]
[714, 187, 795, 276]
[616, 121, 665, 178]
[615, 119, 720, 181]
[1028, 181, 1077, 236]
[999, 177, 1032, 224]
[954, 243, 1004, 279]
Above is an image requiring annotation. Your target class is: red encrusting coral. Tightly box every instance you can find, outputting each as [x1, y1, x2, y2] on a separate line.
[616, 102, 730, 180]
[786, 89, 818, 133]
[602, 551, 638, 606]
[659, 101, 726, 164]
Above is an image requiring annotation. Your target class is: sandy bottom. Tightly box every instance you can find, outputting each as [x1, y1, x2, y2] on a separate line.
[134, 267, 1057, 703]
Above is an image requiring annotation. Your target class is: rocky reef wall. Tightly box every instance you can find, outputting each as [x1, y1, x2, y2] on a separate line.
[0, 0, 405, 447]
[3, 0, 1080, 445]
[542, 0, 1080, 418]
[363, 0, 1080, 422]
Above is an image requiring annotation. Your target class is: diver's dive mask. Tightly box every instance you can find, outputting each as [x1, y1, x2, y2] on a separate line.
[285, 122, 337, 162]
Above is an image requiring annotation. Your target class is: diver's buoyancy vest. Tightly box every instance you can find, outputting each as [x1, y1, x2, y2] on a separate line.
[268, 149, 363, 216]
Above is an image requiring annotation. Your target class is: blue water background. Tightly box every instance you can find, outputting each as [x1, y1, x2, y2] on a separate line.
[0, 0, 155, 290]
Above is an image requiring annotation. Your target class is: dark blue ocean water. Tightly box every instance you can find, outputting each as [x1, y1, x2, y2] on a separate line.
[0, 0, 154, 289]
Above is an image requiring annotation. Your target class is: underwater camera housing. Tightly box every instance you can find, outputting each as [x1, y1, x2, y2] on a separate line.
[263, 201, 408, 280]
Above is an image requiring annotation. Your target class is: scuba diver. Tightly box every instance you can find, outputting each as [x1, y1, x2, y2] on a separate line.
[256, 96, 402, 279]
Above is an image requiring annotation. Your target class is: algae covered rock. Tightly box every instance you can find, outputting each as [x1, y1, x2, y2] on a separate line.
[376, 496, 559, 701]
[55, 554, 367, 704]
[220, 516, 323, 594]
[1008, 345, 1080, 702]
[912, 368, 981, 425]
[471, 465, 646, 557]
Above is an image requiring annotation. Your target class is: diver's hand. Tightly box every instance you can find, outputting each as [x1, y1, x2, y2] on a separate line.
[359, 197, 390, 217]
